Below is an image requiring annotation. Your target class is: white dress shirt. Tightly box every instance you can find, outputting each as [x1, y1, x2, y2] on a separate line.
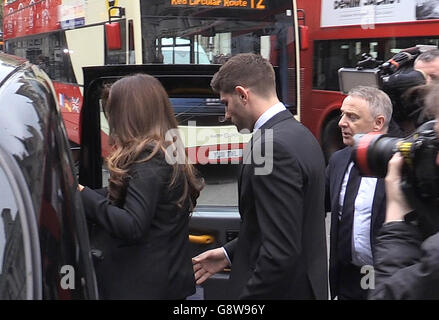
[339, 162, 376, 267]
[253, 102, 286, 131]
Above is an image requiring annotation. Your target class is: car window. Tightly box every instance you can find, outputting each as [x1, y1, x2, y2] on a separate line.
[0, 165, 27, 299]
[194, 164, 238, 206]
[99, 105, 239, 207]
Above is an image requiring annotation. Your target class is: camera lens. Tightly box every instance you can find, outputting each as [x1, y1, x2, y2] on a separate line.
[353, 133, 400, 177]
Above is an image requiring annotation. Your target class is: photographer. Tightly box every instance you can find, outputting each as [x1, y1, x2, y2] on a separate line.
[369, 83, 439, 299]
[366, 49, 439, 134]
[414, 49, 439, 84]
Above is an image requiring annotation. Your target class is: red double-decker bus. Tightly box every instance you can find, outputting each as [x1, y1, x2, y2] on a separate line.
[297, 0, 439, 159]
[3, 0, 299, 165]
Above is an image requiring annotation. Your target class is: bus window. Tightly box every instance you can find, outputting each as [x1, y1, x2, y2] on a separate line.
[7, 32, 76, 84]
[313, 39, 384, 91]
[313, 37, 439, 92]
[4, 0, 298, 171]
[140, 2, 296, 71]
[139, 2, 297, 111]
[195, 164, 239, 207]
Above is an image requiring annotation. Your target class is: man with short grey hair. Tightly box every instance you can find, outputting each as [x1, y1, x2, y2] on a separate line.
[326, 86, 392, 300]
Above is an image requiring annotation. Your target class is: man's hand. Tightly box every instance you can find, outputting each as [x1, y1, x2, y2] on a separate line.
[192, 248, 229, 285]
[78, 184, 84, 192]
[385, 152, 413, 222]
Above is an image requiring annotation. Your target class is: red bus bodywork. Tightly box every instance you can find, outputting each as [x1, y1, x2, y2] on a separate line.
[297, 0, 439, 159]
[4, 0, 83, 146]
[3, 0, 294, 164]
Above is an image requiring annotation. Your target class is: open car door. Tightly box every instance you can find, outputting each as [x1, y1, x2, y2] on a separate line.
[78, 64, 243, 299]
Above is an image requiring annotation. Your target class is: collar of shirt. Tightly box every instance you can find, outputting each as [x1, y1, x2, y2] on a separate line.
[253, 102, 286, 131]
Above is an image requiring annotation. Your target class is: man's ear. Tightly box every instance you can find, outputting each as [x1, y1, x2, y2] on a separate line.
[374, 115, 386, 132]
[235, 86, 248, 101]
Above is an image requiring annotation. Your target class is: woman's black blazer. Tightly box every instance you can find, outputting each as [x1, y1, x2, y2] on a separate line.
[80, 154, 195, 299]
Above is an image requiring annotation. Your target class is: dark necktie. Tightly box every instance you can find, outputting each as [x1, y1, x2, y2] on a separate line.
[337, 164, 362, 264]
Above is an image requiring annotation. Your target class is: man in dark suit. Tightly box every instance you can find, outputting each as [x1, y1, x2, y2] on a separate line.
[326, 86, 393, 300]
[192, 53, 328, 299]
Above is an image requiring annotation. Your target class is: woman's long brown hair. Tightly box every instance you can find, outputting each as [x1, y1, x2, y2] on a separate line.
[103, 74, 203, 211]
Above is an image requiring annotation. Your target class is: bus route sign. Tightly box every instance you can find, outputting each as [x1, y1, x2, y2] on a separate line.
[170, 0, 266, 10]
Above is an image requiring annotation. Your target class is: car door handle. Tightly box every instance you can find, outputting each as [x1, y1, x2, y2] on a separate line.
[189, 234, 215, 244]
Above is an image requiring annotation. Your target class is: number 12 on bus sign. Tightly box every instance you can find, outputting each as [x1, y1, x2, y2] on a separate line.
[251, 0, 266, 9]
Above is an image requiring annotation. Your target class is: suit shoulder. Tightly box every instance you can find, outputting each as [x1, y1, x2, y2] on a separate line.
[268, 122, 326, 174]
[328, 146, 351, 164]
[273, 117, 319, 144]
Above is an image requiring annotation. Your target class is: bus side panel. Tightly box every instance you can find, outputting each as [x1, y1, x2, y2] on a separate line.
[65, 26, 105, 87]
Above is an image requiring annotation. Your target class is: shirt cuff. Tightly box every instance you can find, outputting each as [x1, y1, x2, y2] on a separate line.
[384, 219, 405, 225]
[222, 247, 232, 266]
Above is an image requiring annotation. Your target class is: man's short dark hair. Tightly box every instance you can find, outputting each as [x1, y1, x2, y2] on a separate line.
[210, 53, 276, 96]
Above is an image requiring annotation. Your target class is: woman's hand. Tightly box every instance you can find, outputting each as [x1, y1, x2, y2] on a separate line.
[384, 153, 413, 222]
[78, 184, 85, 192]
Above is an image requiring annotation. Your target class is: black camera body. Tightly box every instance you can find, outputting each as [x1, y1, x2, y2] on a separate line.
[339, 46, 437, 127]
[353, 121, 439, 236]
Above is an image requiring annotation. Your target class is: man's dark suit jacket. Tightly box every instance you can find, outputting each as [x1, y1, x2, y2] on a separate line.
[224, 109, 328, 300]
[80, 154, 195, 299]
[325, 146, 386, 299]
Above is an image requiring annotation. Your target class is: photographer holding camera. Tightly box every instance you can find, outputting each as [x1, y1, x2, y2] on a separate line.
[368, 83, 439, 299]
[414, 49, 439, 84]
[348, 48, 439, 135]
[385, 49, 439, 132]
[381, 49, 439, 87]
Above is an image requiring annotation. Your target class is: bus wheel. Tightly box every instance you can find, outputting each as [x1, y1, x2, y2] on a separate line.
[321, 116, 344, 163]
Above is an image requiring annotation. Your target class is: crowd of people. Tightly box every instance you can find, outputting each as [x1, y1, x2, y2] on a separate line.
[77, 51, 439, 300]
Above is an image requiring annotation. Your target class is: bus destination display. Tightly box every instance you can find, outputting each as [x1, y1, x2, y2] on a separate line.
[170, 0, 266, 10]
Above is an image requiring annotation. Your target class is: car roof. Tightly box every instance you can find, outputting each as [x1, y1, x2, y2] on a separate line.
[0, 52, 27, 86]
[0, 53, 44, 156]
[0, 52, 58, 197]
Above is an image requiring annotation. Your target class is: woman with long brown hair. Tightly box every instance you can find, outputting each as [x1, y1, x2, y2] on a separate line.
[78, 74, 203, 299]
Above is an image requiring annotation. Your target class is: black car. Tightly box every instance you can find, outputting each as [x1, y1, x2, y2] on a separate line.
[0, 52, 239, 300]
[0, 53, 98, 299]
